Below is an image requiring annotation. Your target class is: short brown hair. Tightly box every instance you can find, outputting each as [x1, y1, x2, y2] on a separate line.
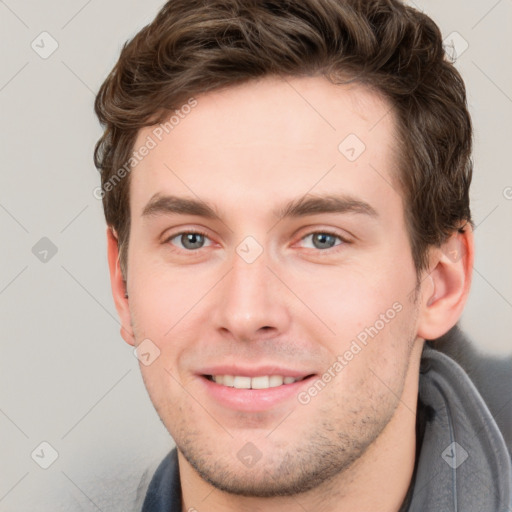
[94, 0, 473, 277]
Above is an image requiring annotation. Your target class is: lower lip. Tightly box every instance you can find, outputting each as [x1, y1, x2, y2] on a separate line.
[199, 376, 315, 412]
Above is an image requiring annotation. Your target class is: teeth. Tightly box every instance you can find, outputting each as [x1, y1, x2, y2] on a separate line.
[210, 375, 303, 389]
[269, 375, 284, 387]
[223, 375, 234, 387]
[251, 376, 269, 389]
[233, 376, 251, 389]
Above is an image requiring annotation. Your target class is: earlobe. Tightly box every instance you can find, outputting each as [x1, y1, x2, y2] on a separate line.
[417, 225, 474, 340]
[106, 227, 135, 346]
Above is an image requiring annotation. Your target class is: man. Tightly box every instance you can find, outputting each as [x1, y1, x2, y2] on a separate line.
[93, 0, 512, 510]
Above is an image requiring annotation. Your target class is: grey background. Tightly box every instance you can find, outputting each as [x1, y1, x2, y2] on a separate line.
[1, 0, 511, 511]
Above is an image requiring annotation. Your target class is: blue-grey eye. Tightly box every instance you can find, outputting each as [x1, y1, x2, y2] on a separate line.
[169, 232, 211, 250]
[302, 232, 342, 250]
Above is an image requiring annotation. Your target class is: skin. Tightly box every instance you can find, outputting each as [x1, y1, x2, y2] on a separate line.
[107, 76, 473, 512]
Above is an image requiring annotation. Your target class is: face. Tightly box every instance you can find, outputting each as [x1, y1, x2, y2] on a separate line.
[122, 76, 425, 496]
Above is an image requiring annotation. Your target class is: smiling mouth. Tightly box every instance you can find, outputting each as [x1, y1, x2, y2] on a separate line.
[203, 374, 314, 390]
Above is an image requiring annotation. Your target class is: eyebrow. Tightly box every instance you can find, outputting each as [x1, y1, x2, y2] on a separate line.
[275, 195, 378, 219]
[142, 194, 221, 220]
[141, 193, 378, 221]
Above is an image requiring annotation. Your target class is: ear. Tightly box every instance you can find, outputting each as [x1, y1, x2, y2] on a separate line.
[106, 227, 135, 346]
[416, 224, 474, 340]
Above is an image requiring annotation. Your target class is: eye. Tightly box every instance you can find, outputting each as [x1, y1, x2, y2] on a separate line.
[167, 231, 213, 251]
[300, 232, 345, 250]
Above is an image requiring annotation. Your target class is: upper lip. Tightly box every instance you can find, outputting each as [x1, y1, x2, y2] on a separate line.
[197, 365, 315, 378]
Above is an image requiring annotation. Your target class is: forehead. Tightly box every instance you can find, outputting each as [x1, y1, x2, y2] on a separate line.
[129, 76, 400, 218]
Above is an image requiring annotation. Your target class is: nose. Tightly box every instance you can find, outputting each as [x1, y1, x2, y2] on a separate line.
[211, 248, 291, 342]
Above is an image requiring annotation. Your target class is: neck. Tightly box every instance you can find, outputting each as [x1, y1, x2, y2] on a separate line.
[179, 342, 423, 512]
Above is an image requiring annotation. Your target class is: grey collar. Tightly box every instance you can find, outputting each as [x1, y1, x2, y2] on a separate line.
[404, 344, 512, 511]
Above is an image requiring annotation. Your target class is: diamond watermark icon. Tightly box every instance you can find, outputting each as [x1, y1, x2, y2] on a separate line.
[31, 32, 59, 60]
[338, 134, 366, 162]
[236, 236, 263, 264]
[443, 31, 469, 62]
[134, 338, 161, 366]
[31, 441, 59, 469]
[237, 442, 263, 468]
[441, 441, 468, 469]
[32, 237, 58, 263]
[441, 237, 467, 263]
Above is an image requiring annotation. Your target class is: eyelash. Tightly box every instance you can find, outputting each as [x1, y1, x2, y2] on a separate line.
[165, 229, 212, 250]
[299, 230, 348, 253]
[164, 229, 350, 253]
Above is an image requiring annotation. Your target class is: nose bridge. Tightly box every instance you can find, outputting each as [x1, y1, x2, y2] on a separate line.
[230, 252, 269, 307]
[212, 245, 290, 339]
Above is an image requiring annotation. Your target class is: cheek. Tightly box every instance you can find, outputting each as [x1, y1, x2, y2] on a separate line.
[291, 266, 410, 343]
[344, 296, 418, 388]
[138, 361, 191, 442]
[127, 259, 207, 340]
[288, 258, 418, 397]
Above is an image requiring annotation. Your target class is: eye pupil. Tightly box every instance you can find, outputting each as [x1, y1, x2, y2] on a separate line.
[182, 233, 204, 249]
[313, 233, 336, 249]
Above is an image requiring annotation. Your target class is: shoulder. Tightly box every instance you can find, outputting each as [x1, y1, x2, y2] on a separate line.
[427, 325, 512, 454]
[137, 449, 181, 512]
[133, 457, 162, 512]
